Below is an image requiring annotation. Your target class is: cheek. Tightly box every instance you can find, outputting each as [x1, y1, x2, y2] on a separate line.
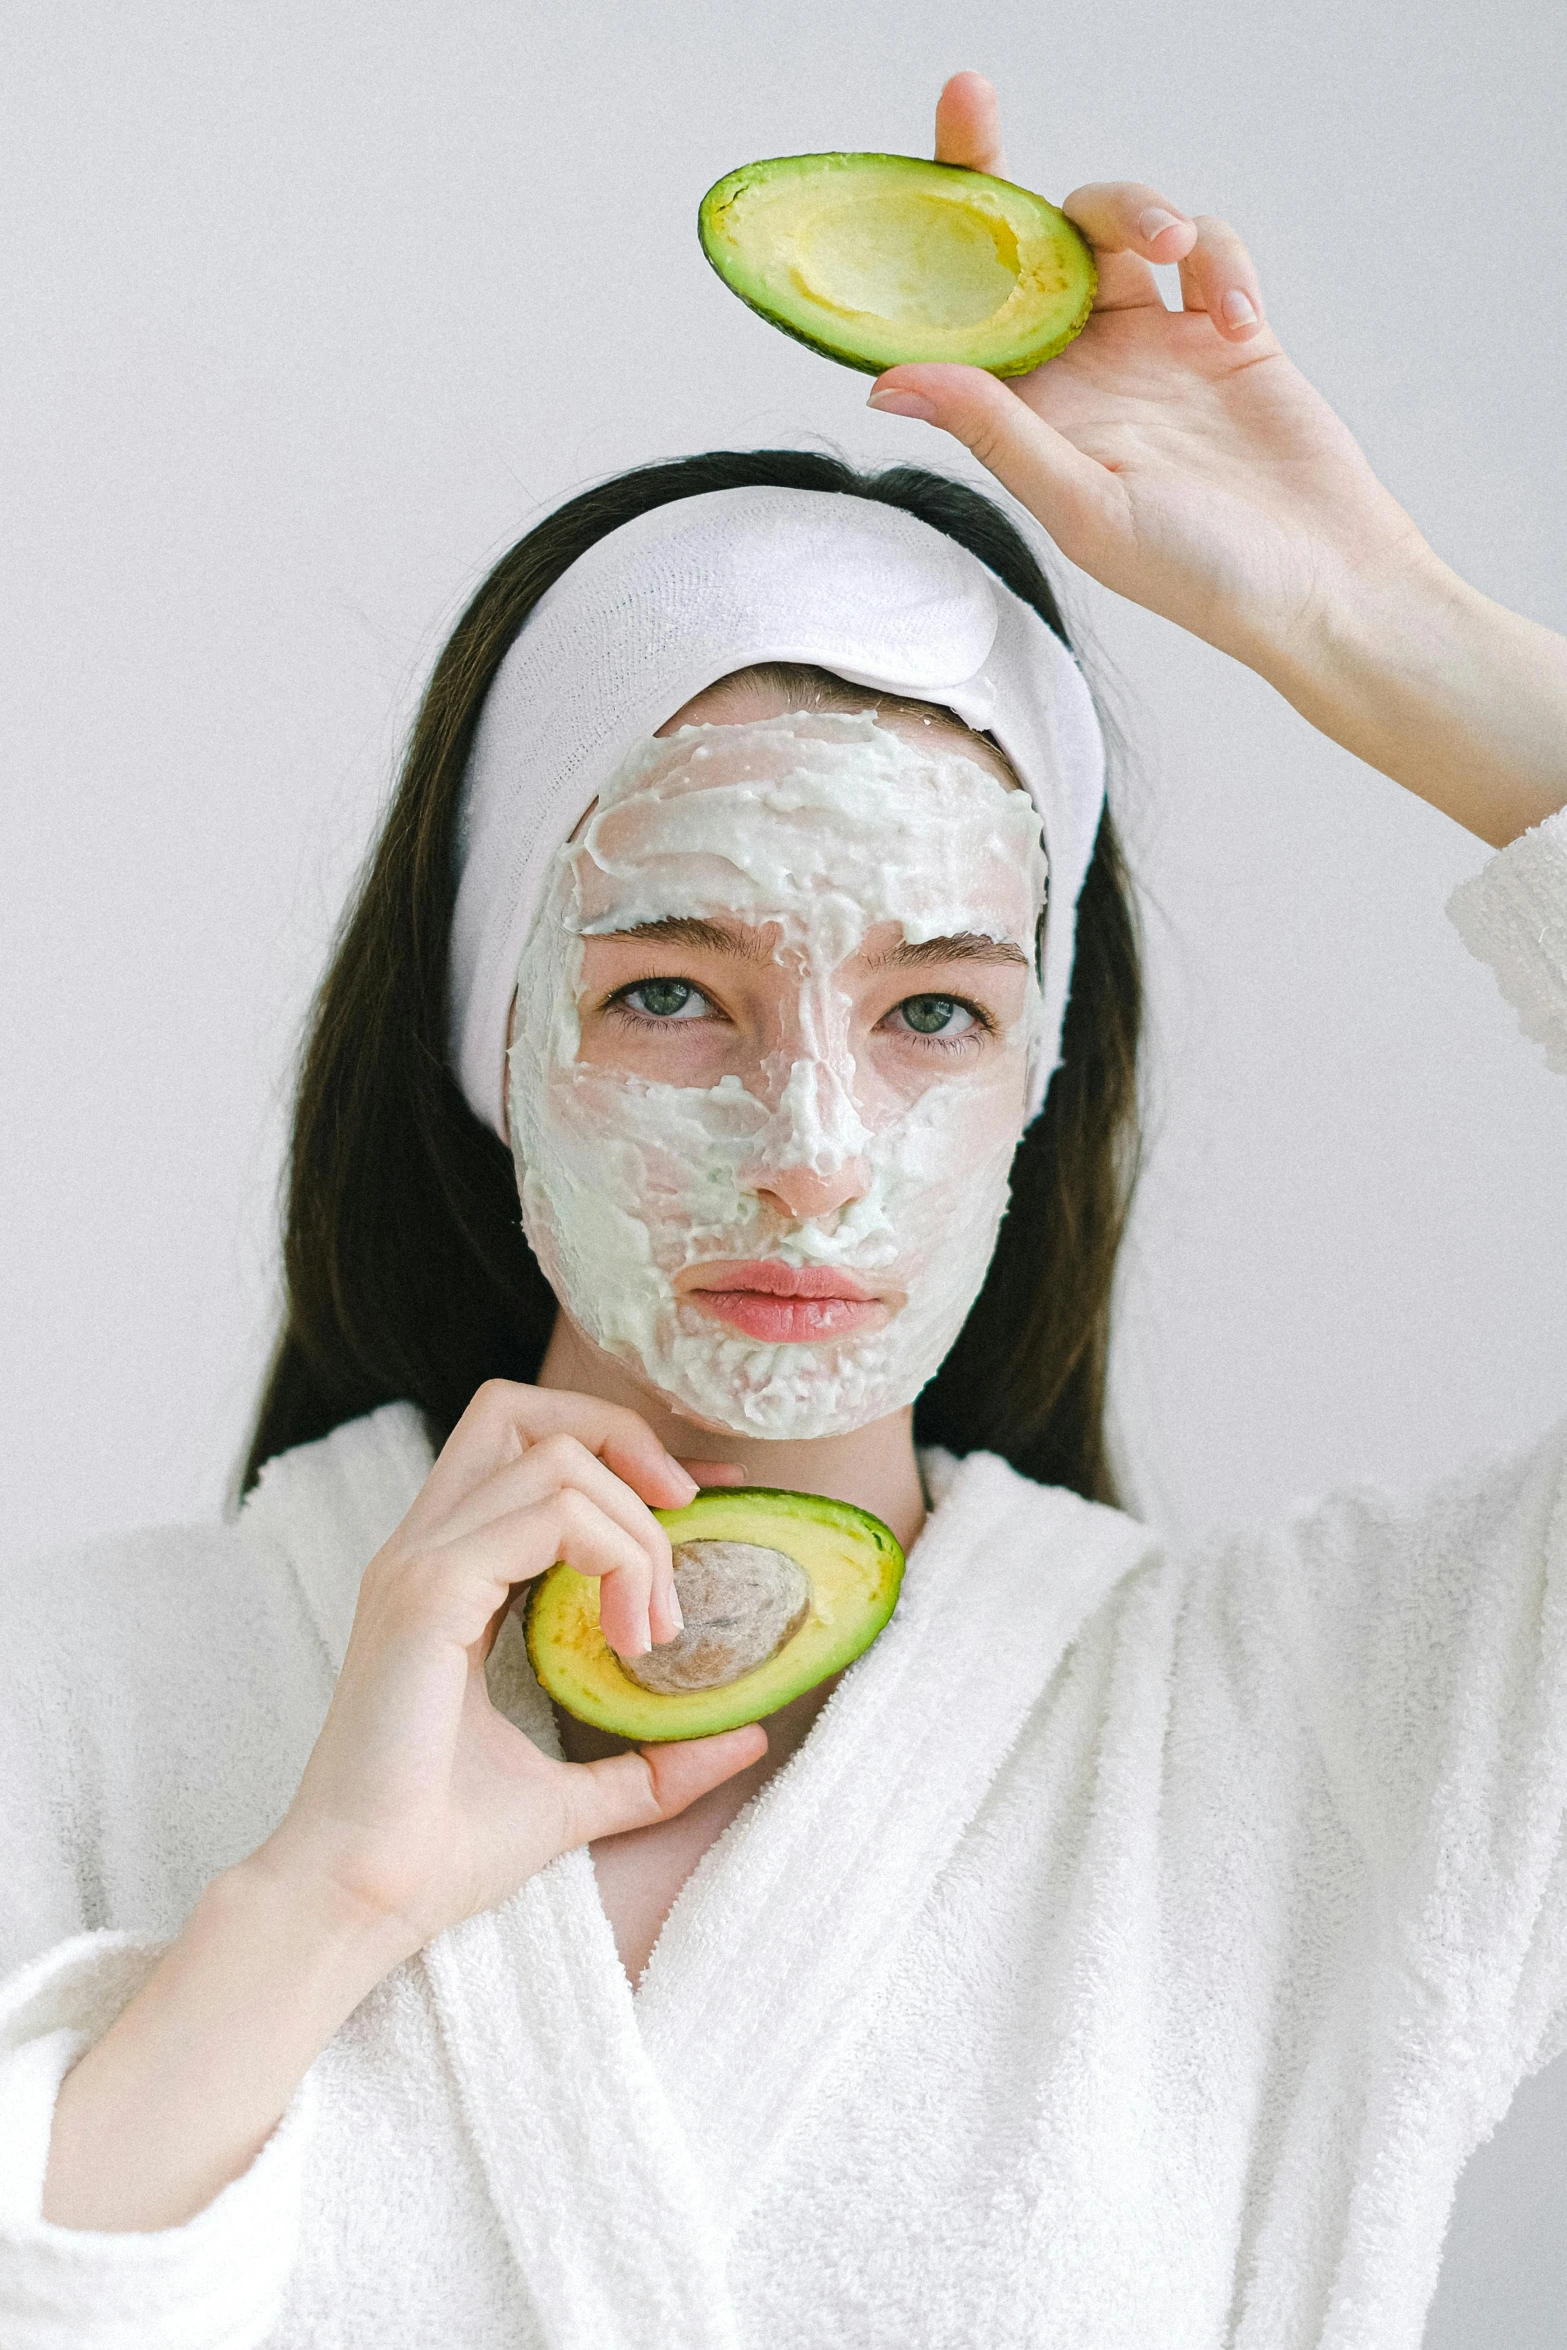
[527, 1063, 767, 1231]
[860, 1012, 1035, 1152]
[892, 1064, 1025, 1194]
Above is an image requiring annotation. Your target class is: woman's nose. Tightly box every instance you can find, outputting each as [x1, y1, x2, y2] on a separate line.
[739, 1051, 872, 1223]
[752, 1157, 872, 1221]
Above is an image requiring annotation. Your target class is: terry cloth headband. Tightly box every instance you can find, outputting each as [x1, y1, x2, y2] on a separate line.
[449, 483, 1106, 1138]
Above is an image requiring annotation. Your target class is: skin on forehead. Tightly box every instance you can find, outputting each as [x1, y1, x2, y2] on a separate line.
[571, 694, 1044, 961]
[659, 668, 1024, 792]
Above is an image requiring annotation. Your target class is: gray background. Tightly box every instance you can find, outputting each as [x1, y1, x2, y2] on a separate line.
[2, 3, 1563, 2337]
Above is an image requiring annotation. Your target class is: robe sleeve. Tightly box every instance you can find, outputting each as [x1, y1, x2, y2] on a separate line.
[1447, 801, 1567, 1074]
[0, 1930, 317, 2350]
[1258, 804, 1567, 2087]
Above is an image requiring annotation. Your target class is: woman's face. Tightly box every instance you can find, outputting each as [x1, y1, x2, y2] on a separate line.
[505, 680, 1049, 1439]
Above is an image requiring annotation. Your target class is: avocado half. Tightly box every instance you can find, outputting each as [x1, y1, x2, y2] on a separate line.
[698, 151, 1096, 379]
[526, 1486, 904, 1742]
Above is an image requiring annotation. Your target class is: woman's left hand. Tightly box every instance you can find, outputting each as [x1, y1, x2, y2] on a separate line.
[868, 73, 1428, 675]
[866, 73, 1567, 848]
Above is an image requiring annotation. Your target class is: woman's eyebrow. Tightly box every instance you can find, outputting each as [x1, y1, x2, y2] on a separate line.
[594, 919, 1028, 971]
[865, 934, 1030, 971]
[597, 915, 775, 964]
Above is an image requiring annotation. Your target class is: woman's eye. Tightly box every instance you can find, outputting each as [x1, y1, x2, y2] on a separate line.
[620, 978, 710, 1020]
[892, 994, 976, 1038]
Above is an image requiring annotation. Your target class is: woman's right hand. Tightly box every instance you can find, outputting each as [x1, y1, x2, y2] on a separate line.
[44, 1382, 764, 2234]
[253, 1378, 767, 1963]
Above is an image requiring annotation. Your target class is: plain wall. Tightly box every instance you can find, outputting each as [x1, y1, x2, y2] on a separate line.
[3, 3, 1564, 2338]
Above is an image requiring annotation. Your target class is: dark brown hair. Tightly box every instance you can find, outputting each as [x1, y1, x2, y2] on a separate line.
[244, 451, 1141, 1502]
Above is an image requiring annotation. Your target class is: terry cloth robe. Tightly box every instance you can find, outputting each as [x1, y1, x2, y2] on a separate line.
[1, 811, 1566, 2350]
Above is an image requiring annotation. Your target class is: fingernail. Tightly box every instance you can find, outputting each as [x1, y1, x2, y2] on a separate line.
[1221, 288, 1259, 328]
[666, 1459, 699, 1501]
[668, 1591, 684, 1634]
[1139, 206, 1184, 242]
[867, 389, 936, 422]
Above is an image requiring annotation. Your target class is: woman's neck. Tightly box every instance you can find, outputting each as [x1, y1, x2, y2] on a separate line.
[535, 1313, 928, 1553]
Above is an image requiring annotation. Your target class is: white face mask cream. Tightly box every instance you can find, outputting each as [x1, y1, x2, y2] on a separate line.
[506, 710, 1049, 1440]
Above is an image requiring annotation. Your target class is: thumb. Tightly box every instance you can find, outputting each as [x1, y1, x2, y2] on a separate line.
[867, 363, 1123, 572]
[561, 1723, 768, 1846]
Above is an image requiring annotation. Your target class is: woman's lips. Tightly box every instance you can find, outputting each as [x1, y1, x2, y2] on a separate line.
[677, 1259, 894, 1344]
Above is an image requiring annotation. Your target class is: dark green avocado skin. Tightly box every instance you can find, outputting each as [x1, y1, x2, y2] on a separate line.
[669, 1484, 902, 1550]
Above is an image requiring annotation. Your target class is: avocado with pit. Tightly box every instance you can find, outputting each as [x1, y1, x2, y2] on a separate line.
[526, 1486, 905, 1742]
[698, 151, 1096, 378]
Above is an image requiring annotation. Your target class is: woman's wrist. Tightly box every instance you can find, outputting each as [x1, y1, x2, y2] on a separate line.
[1239, 540, 1567, 848]
[42, 1858, 405, 2232]
[234, 1834, 429, 1986]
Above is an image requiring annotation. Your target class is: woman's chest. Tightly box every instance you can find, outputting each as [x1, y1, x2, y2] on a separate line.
[588, 1791, 748, 1983]
[580, 1682, 839, 1982]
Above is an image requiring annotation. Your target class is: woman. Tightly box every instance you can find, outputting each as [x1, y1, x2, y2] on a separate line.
[3, 72, 1565, 2350]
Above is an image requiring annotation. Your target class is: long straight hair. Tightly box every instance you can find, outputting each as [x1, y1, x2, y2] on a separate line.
[244, 451, 1141, 1502]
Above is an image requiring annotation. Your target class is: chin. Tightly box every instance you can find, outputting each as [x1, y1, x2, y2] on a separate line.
[613, 1324, 919, 1446]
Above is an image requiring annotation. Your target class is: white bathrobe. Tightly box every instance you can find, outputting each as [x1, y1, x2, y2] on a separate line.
[2, 813, 1565, 2350]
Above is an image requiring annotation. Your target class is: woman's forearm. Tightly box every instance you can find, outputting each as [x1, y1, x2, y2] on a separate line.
[42, 1859, 409, 2232]
[1248, 546, 1567, 849]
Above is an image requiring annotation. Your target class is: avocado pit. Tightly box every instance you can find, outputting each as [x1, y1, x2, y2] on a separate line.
[622, 1538, 811, 1695]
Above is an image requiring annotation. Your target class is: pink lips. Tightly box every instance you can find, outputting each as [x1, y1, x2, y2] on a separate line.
[678, 1259, 891, 1344]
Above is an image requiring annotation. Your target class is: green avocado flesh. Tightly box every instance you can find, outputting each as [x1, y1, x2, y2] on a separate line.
[525, 1487, 905, 1742]
[699, 151, 1096, 378]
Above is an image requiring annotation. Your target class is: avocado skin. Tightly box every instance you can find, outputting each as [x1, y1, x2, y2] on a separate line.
[698, 151, 1097, 379]
[525, 1486, 905, 1742]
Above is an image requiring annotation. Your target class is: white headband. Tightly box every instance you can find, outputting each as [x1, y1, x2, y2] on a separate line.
[449, 484, 1106, 1137]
